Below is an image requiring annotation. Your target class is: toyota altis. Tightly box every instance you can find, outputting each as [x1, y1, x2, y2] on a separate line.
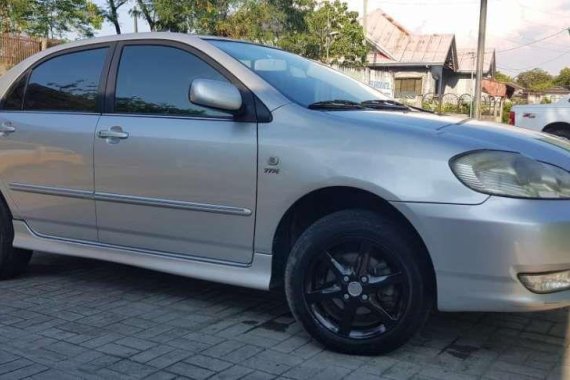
[0, 33, 569, 355]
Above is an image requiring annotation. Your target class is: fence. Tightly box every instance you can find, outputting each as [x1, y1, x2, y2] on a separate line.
[333, 65, 394, 98]
[0, 34, 60, 73]
[333, 65, 504, 121]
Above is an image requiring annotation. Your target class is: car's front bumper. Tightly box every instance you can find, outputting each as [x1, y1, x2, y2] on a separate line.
[392, 197, 570, 312]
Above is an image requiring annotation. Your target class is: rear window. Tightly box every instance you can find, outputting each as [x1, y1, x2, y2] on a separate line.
[23, 48, 108, 112]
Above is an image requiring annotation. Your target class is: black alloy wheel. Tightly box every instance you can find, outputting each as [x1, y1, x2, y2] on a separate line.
[285, 210, 432, 355]
[304, 239, 407, 340]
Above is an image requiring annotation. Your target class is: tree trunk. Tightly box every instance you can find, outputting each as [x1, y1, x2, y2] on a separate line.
[136, 0, 156, 31]
[108, 0, 121, 34]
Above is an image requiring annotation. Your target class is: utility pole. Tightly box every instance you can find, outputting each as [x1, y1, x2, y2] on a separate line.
[473, 0, 488, 119]
[132, 5, 140, 33]
[363, 0, 368, 33]
[469, 51, 475, 118]
[133, 13, 139, 33]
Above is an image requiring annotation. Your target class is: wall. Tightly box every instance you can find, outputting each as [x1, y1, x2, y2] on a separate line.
[333, 65, 395, 98]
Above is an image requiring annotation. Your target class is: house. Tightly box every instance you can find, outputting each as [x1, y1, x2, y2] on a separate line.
[362, 9, 496, 102]
[524, 86, 570, 104]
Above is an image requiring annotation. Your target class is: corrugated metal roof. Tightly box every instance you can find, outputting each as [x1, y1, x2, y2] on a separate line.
[456, 48, 495, 73]
[364, 9, 456, 66]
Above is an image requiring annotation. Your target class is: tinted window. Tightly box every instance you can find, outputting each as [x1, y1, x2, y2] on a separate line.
[115, 45, 231, 117]
[24, 48, 108, 112]
[2, 74, 27, 110]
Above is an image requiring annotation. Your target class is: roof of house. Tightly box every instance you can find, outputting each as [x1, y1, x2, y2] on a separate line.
[364, 9, 456, 66]
[363, 9, 493, 73]
[456, 48, 495, 73]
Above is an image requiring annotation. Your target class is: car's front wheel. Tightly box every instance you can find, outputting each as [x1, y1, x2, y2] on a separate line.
[285, 210, 433, 355]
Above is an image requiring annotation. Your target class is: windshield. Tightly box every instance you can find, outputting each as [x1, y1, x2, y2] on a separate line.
[208, 40, 389, 108]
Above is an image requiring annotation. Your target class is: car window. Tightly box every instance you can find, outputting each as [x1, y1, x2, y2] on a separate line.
[24, 48, 108, 112]
[114, 45, 231, 118]
[2, 74, 27, 110]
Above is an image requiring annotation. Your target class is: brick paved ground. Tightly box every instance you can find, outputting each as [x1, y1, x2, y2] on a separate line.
[0, 253, 568, 380]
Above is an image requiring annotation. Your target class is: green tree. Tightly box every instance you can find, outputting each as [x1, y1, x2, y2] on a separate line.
[20, 0, 103, 38]
[515, 68, 553, 91]
[303, 0, 367, 65]
[135, 0, 237, 33]
[218, 0, 367, 66]
[0, 0, 31, 33]
[494, 71, 513, 83]
[216, 0, 288, 43]
[554, 67, 570, 88]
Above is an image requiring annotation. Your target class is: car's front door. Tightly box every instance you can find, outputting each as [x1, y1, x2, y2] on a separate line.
[0, 46, 111, 241]
[94, 42, 258, 264]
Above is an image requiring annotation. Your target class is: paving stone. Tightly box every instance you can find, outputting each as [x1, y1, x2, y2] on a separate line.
[146, 349, 193, 369]
[116, 337, 158, 351]
[209, 365, 255, 380]
[241, 350, 304, 375]
[0, 363, 48, 379]
[3, 253, 570, 380]
[165, 362, 214, 379]
[96, 343, 140, 358]
[184, 355, 232, 372]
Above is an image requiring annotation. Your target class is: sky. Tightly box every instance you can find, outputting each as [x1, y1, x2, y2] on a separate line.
[94, 0, 570, 77]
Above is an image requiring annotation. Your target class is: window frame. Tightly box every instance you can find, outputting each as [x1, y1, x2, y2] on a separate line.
[394, 77, 423, 98]
[0, 72, 29, 111]
[105, 40, 260, 123]
[0, 43, 115, 114]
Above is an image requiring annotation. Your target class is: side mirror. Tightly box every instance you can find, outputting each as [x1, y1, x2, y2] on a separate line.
[189, 79, 243, 113]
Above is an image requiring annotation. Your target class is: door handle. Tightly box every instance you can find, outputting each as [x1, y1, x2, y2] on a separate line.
[0, 122, 16, 135]
[97, 126, 129, 142]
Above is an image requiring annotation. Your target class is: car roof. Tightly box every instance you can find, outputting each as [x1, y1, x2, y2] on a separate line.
[0, 32, 292, 112]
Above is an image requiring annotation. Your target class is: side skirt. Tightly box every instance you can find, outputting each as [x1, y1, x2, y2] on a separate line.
[12, 220, 272, 290]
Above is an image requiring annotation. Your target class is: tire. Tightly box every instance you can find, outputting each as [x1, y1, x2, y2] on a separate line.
[285, 209, 432, 355]
[0, 199, 32, 279]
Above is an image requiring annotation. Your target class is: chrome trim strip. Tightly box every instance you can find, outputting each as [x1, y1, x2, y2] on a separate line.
[9, 183, 93, 200]
[95, 192, 252, 216]
[9, 183, 252, 216]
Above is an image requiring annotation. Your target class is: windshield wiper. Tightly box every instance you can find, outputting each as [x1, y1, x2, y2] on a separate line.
[308, 100, 364, 110]
[360, 99, 434, 113]
[360, 99, 411, 111]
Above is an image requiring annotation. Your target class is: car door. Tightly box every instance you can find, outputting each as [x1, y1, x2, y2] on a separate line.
[0, 45, 112, 241]
[94, 42, 258, 264]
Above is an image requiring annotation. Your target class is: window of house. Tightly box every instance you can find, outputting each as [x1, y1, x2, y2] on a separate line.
[24, 48, 108, 112]
[114, 45, 232, 118]
[394, 78, 423, 98]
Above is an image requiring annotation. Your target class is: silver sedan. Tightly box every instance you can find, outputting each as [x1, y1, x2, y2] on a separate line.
[0, 33, 569, 355]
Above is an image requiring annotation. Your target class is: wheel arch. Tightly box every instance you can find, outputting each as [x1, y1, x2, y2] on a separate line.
[269, 186, 436, 299]
[543, 122, 570, 134]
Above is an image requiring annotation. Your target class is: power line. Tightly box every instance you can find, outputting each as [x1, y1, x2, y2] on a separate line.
[497, 49, 570, 72]
[496, 28, 569, 53]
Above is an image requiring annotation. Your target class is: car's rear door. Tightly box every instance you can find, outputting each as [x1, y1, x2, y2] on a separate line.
[0, 45, 113, 241]
[94, 41, 258, 264]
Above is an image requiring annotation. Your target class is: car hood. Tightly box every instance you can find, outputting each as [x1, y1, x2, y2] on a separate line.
[329, 110, 570, 171]
[330, 109, 467, 131]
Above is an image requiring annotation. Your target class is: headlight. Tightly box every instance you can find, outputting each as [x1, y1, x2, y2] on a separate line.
[450, 150, 570, 199]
